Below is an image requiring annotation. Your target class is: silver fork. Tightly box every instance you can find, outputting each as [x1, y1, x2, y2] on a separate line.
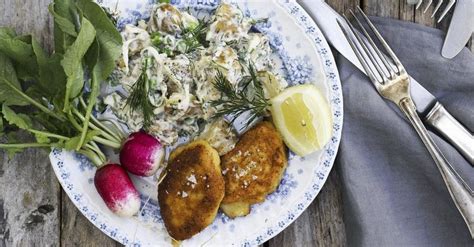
[336, 6, 474, 237]
[407, 0, 456, 22]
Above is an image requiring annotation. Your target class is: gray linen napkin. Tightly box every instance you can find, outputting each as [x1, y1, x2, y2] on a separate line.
[336, 17, 474, 246]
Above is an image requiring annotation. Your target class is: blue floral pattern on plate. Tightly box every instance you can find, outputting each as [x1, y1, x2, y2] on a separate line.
[49, 0, 343, 246]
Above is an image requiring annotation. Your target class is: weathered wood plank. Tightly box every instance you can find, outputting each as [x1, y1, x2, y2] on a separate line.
[0, 136, 60, 246]
[326, 0, 360, 14]
[267, 171, 346, 247]
[0, 0, 54, 51]
[0, 0, 120, 246]
[362, 0, 400, 18]
[413, 1, 437, 27]
[1, 0, 471, 246]
[61, 191, 120, 247]
[0, 0, 60, 245]
[399, 0, 415, 22]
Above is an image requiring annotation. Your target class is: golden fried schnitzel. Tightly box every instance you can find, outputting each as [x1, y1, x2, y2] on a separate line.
[158, 140, 225, 240]
[220, 121, 288, 218]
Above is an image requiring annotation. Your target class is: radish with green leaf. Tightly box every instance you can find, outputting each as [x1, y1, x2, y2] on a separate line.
[0, 0, 145, 217]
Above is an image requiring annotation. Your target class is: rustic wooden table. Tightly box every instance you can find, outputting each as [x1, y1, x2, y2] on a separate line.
[0, 0, 472, 246]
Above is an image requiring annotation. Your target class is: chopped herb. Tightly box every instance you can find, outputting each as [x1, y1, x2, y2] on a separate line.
[151, 19, 210, 57]
[210, 63, 270, 128]
[125, 57, 155, 129]
[181, 19, 209, 52]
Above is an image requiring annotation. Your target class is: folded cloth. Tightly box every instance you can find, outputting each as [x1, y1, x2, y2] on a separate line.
[336, 17, 474, 246]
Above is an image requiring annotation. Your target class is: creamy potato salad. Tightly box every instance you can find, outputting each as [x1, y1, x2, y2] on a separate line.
[104, 3, 288, 154]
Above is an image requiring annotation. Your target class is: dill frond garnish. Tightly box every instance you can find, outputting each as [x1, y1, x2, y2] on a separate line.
[181, 19, 210, 53]
[210, 63, 270, 128]
[125, 57, 155, 129]
[151, 19, 210, 57]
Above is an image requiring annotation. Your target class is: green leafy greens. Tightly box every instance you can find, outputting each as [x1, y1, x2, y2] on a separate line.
[0, 0, 124, 166]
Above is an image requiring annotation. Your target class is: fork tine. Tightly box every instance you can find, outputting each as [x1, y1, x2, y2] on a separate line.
[355, 6, 405, 74]
[349, 10, 397, 79]
[423, 0, 433, 13]
[336, 18, 382, 85]
[438, 0, 456, 22]
[344, 13, 389, 82]
[431, 0, 444, 17]
[416, 0, 424, 9]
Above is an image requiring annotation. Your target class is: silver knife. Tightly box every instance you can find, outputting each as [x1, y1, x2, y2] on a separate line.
[297, 0, 474, 165]
[441, 0, 474, 59]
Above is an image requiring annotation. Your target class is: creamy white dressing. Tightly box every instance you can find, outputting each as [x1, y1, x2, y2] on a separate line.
[104, 3, 287, 152]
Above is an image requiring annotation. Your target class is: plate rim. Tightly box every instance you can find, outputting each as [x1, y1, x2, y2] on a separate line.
[49, 0, 344, 246]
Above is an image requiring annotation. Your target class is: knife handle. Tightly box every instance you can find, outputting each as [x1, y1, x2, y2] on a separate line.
[425, 102, 474, 166]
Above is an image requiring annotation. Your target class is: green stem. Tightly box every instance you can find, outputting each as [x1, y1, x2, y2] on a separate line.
[0, 78, 65, 121]
[101, 119, 126, 140]
[67, 111, 84, 132]
[77, 74, 100, 150]
[0, 143, 51, 148]
[92, 117, 124, 143]
[85, 143, 106, 162]
[72, 108, 121, 144]
[77, 149, 104, 167]
[92, 136, 121, 149]
[79, 97, 124, 142]
[28, 129, 69, 140]
[90, 141, 104, 157]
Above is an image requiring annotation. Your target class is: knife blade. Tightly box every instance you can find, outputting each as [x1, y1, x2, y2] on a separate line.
[297, 0, 436, 114]
[297, 0, 474, 165]
[441, 0, 474, 59]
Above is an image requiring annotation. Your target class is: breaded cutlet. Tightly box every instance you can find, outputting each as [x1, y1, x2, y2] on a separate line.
[158, 140, 225, 240]
[220, 121, 288, 218]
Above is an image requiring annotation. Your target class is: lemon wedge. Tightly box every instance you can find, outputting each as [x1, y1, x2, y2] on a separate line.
[270, 84, 333, 156]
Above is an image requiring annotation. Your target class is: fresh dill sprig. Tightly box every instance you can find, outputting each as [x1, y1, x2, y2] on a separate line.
[181, 19, 210, 53]
[210, 64, 270, 128]
[125, 58, 155, 129]
[151, 19, 210, 57]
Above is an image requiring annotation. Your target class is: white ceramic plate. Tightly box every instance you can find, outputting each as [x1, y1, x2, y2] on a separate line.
[49, 0, 343, 246]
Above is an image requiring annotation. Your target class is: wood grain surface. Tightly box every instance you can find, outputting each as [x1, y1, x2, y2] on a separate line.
[0, 0, 472, 246]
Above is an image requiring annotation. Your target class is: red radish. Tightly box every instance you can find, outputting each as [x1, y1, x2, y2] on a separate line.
[120, 131, 165, 177]
[94, 164, 140, 217]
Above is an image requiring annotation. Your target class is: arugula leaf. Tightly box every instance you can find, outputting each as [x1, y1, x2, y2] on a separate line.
[0, 114, 3, 131]
[75, 0, 122, 150]
[61, 17, 96, 111]
[51, 0, 79, 53]
[31, 39, 66, 98]
[34, 132, 51, 144]
[0, 29, 34, 64]
[0, 31, 38, 79]
[32, 111, 73, 137]
[0, 28, 15, 39]
[48, 4, 78, 37]
[2, 105, 33, 130]
[0, 53, 64, 119]
[77, 0, 122, 81]
[0, 53, 30, 106]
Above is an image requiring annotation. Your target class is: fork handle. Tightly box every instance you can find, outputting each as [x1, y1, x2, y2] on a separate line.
[425, 102, 474, 166]
[399, 97, 474, 238]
